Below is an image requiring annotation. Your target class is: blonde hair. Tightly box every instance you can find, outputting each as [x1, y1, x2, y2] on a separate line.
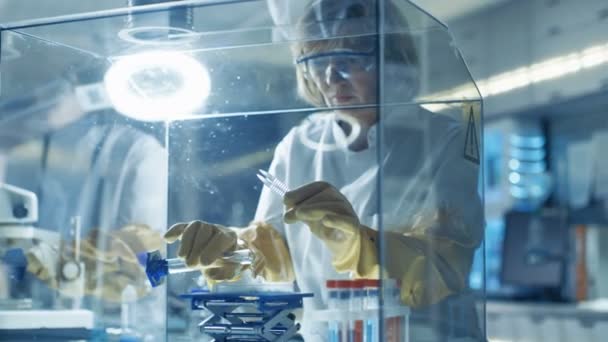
[292, 0, 419, 107]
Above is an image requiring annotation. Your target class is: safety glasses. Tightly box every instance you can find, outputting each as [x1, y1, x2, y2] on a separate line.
[296, 49, 376, 83]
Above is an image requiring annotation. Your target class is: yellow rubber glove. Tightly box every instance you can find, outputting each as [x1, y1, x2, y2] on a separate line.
[164, 220, 246, 282]
[239, 222, 295, 282]
[164, 220, 294, 283]
[383, 232, 475, 308]
[26, 224, 163, 302]
[283, 181, 378, 277]
[382, 205, 478, 308]
[282, 181, 475, 308]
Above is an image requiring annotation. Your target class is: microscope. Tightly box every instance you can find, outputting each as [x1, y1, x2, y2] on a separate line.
[0, 182, 58, 255]
[0, 183, 94, 340]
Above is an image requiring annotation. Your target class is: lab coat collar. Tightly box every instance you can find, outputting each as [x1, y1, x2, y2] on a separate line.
[331, 108, 406, 152]
[331, 114, 377, 152]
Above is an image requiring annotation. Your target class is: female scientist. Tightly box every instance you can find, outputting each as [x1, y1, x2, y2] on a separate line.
[165, 0, 484, 339]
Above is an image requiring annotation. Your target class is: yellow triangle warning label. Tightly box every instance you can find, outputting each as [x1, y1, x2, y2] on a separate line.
[463, 104, 480, 165]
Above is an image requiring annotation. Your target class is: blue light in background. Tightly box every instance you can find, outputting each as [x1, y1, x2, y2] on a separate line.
[470, 130, 506, 290]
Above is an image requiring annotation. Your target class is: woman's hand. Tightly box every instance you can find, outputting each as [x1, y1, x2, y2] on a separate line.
[164, 220, 246, 281]
[283, 181, 362, 271]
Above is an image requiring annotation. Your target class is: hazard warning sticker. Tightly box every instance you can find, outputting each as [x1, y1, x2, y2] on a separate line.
[463, 103, 480, 165]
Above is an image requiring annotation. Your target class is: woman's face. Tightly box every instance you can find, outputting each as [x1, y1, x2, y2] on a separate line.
[303, 49, 378, 126]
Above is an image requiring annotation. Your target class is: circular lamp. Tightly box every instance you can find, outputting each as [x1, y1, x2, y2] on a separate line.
[104, 51, 210, 121]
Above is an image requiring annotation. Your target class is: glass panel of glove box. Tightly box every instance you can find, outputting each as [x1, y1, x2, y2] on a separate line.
[0, 1, 484, 341]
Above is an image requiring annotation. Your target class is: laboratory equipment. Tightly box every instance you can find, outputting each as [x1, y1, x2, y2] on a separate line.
[120, 285, 139, 341]
[145, 248, 255, 287]
[0, 309, 95, 341]
[363, 279, 380, 342]
[349, 279, 364, 342]
[326, 280, 349, 342]
[257, 169, 289, 197]
[501, 209, 571, 300]
[0, 184, 60, 304]
[0, 183, 45, 304]
[0, 184, 94, 340]
[183, 290, 312, 342]
[319, 279, 409, 342]
[0, 183, 56, 245]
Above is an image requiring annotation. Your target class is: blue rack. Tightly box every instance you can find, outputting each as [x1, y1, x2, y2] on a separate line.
[181, 291, 313, 342]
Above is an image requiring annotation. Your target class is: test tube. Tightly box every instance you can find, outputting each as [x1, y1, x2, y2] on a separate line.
[326, 279, 352, 342]
[336, 280, 351, 342]
[121, 285, 137, 335]
[383, 279, 399, 342]
[70, 216, 82, 263]
[349, 279, 364, 342]
[397, 280, 407, 342]
[165, 250, 253, 273]
[327, 280, 340, 342]
[363, 279, 380, 342]
[144, 249, 254, 287]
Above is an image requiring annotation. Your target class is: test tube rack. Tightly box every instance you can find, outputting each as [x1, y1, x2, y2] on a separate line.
[181, 291, 313, 342]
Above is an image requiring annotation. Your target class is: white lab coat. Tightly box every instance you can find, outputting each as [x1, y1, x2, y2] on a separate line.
[7, 121, 168, 234]
[254, 107, 483, 339]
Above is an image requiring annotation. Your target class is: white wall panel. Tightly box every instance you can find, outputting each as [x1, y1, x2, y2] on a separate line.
[449, 0, 608, 117]
[449, 16, 491, 80]
[487, 1, 533, 75]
